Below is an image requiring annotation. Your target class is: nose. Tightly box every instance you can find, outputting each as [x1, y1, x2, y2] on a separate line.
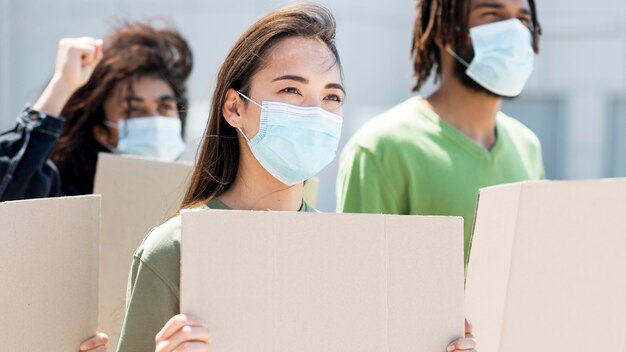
[303, 96, 323, 108]
[146, 107, 160, 116]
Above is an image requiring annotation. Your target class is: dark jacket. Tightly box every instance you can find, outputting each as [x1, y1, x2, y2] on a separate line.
[0, 107, 84, 201]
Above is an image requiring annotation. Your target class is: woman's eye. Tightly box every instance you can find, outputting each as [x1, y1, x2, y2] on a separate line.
[324, 94, 343, 103]
[281, 87, 301, 95]
[519, 17, 531, 26]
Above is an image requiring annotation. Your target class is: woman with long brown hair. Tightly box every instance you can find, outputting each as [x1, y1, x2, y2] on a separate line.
[117, 5, 477, 352]
[0, 22, 192, 201]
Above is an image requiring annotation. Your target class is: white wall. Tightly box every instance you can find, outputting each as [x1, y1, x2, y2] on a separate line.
[2, 0, 625, 211]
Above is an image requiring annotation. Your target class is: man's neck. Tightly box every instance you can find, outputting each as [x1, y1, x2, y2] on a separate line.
[424, 78, 502, 150]
[219, 150, 304, 212]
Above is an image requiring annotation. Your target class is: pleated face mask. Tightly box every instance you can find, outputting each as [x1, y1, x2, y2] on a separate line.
[107, 116, 186, 161]
[236, 91, 343, 186]
[447, 18, 535, 97]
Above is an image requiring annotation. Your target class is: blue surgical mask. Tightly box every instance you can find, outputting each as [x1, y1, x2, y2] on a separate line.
[236, 91, 343, 186]
[447, 18, 535, 97]
[106, 116, 186, 161]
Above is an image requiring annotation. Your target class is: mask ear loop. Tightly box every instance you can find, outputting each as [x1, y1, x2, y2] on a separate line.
[237, 91, 265, 110]
[445, 46, 471, 68]
[235, 91, 266, 143]
[237, 127, 252, 144]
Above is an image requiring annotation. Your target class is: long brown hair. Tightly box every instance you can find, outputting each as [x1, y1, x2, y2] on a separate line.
[52, 21, 193, 195]
[181, 4, 341, 210]
[411, 0, 541, 92]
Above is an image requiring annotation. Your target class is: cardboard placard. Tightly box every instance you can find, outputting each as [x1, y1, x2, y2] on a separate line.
[0, 195, 100, 350]
[465, 179, 626, 352]
[181, 210, 465, 352]
[93, 153, 192, 350]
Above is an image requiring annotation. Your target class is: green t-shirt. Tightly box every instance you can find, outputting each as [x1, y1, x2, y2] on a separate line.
[336, 97, 545, 264]
[116, 198, 316, 352]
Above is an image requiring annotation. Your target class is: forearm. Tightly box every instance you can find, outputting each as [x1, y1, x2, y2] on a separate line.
[33, 75, 74, 117]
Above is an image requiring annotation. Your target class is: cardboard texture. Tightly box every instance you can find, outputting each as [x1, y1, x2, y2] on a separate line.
[0, 195, 100, 350]
[93, 153, 192, 350]
[465, 179, 626, 352]
[181, 210, 465, 352]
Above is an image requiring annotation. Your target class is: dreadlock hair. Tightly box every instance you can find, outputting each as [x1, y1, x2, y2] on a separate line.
[410, 0, 541, 92]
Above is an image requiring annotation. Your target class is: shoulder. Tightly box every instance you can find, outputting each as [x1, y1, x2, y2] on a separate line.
[133, 215, 182, 287]
[341, 97, 435, 163]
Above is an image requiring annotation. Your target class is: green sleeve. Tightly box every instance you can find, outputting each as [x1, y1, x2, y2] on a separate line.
[116, 255, 179, 352]
[336, 144, 401, 214]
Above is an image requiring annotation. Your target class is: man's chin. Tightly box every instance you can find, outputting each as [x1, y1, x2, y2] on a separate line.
[458, 74, 507, 99]
[452, 60, 519, 100]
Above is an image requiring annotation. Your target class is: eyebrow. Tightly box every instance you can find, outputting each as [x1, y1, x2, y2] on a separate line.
[326, 83, 346, 94]
[272, 75, 309, 84]
[125, 95, 177, 103]
[473, 2, 531, 15]
[273, 75, 345, 93]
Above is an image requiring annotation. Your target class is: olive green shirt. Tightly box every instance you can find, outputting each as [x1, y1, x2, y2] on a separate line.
[116, 199, 315, 352]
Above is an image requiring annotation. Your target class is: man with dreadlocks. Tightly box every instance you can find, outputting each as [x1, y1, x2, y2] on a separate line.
[337, 0, 544, 266]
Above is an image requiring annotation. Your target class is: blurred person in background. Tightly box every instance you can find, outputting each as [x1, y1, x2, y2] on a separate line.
[0, 22, 193, 201]
[337, 0, 545, 268]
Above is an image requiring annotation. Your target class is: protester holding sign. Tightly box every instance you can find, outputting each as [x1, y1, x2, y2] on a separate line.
[337, 0, 545, 267]
[0, 22, 192, 201]
[117, 5, 477, 352]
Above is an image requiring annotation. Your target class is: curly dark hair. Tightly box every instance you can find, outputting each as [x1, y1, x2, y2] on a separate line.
[52, 21, 193, 195]
[411, 0, 541, 92]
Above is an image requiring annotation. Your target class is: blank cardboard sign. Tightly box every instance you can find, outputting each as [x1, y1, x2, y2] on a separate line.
[93, 153, 192, 350]
[181, 210, 465, 352]
[0, 195, 100, 350]
[465, 179, 626, 352]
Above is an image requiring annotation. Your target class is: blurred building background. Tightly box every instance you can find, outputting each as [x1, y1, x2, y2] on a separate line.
[1, 0, 625, 211]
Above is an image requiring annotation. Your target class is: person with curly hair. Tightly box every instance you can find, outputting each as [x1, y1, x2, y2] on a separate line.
[0, 22, 193, 201]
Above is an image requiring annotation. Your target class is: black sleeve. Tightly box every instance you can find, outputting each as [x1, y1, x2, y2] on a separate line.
[0, 107, 65, 201]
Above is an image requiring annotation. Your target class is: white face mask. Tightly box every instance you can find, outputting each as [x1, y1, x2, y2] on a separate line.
[447, 18, 535, 97]
[236, 91, 343, 186]
[106, 116, 186, 161]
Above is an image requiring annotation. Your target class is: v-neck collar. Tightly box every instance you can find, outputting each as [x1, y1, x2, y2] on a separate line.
[412, 97, 504, 162]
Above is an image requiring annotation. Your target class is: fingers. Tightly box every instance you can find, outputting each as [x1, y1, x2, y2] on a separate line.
[156, 326, 211, 352]
[155, 314, 211, 352]
[79, 332, 109, 351]
[76, 38, 103, 67]
[464, 318, 474, 338]
[57, 37, 102, 69]
[83, 346, 107, 352]
[171, 341, 209, 352]
[69, 43, 97, 66]
[156, 314, 207, 342]
[446, 337, 477, 352]
[93, 39, 104, 66]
